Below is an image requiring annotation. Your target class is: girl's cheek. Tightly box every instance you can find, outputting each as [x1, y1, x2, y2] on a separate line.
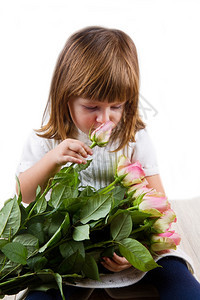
[82, 117, 96, 131]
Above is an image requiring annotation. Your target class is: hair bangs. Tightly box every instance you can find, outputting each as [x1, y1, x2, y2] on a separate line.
[80, 64, 135, 104]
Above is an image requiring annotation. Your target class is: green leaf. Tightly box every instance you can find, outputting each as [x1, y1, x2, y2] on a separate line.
[73, 224, 90, 241]
[62, 197, 82, 214]
[49, 185, 67, 208]
[0, 272, 34, 291]
[61, 213, 71, 236]
[89, 218, 104, 229]
[36, 268, 56, 283]
[119, 238, 159, 272]
[35, 194, 47, 214]
[39, 233, 61, 254]
[52, 168, 79, 187]
[107, 209, 125, 223]
[27, 255, 48, 271]
[19, 203, 28, 225]
[49, 185, 78, 209]
[13, 234, 39, 256]
[0, 255, 21, 276]
[58, 250, 84, 274]
[25, 200, 35, 214]
[54, 273, 65, 300]
[27, 220, 45, 245]
[46, 213, 65, 237]
[133, 193, 145, 206]
[1, 242, 27, 265]
[111, 186, 127, 209]
[0, 196, 21, 238]
[0, 253, 5, 264]
[25, 282, 58, 293]
[110, 213, 132, 241]
[59, 240, 85, 259]
[52, 166, 72, 180]
[36, 185, 42, 197]
[15, 176, 22, 205]
[130, 211, 151, 224]
[74, 159, 92, 172]
[39, 214, 70, 253]
[79, 186, 96, 197]
[100, 246, 116, 258]
[0, 239, 8, 249]
[80, 194, 112, 224]
[82, 254, 100, 280]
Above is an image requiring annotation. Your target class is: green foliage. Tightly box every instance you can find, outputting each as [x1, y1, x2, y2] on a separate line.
[82, 254, 100, 280]
[118, 238, 158, 272]
[73, 225, 90, 241]
[110, 213, 132, 241]
[0, 163, 159, 299]
[80, 194, 112, 224]
[0, 197, 21, 238]
[1, 242, 27, 265]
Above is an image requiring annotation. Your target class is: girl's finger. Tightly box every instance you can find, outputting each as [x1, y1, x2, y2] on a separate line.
[83, 144, 93, 156]
[112, 253, 131, 265]
[63, 155, 87, 164]
[101, 258, 120, 271]
[101, 258, 130, 272]
[67, 144, 87, 157]
[68, 142, 93, 157]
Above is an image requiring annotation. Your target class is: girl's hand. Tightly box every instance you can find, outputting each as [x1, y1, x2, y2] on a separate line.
[51, 139, 93, 166]
[101, 253, 132, 272]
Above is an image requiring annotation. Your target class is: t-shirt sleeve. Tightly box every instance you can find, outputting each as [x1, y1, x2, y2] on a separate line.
[16, 130, 55, 176]
[131, 128, 159, 176]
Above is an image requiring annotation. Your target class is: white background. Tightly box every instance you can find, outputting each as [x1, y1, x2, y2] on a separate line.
[0, 0, 200, 207]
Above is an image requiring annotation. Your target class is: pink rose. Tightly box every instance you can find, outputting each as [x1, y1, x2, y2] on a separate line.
[117, 155, 145, 187]
[128, 179, 152, 197]
[90, 121, 115, 148]
[150, 230, 181, 252]
[152, 208, 177, 233]
[138, 192, 170, 217]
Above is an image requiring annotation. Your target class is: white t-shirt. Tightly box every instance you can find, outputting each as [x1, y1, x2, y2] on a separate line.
[16, 128, 159, 183]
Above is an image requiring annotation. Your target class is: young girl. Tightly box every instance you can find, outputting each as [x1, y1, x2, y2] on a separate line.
[16, 26, 200, 300]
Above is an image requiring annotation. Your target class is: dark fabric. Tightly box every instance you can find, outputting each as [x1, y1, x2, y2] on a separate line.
[140, 256, 200, 300]
[25, 285, 78, 300]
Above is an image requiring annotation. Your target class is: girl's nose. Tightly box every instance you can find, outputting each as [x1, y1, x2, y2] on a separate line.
[96, 108, 110, 123]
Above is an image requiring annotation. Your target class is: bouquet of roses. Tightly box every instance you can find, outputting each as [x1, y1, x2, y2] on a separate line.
[0, 122, 180, 299]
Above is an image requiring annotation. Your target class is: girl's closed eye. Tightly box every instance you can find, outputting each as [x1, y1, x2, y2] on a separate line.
[111, 105, 123, 110]
[82, 105, 98, 111]
[84, 105, 122, 110]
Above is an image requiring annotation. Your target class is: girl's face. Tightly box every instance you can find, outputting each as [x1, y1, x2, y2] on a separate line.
[68, 97, 125, 134]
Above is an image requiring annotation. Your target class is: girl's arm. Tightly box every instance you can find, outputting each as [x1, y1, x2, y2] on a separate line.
[17, 139, 93, 204]
[145, 174, 166, 195]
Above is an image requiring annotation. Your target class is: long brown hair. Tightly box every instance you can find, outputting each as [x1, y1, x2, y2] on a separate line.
[36, 26, 145, 151]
